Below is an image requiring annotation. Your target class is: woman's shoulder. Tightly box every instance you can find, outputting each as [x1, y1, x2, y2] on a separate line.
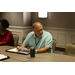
[6, 30, 12, 35]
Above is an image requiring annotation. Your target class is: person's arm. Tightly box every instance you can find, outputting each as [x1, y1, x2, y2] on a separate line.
[20, 44, 26, 47]
[35, 33, 53, 53]
[17, 34, 29, 51]
[36, 47, 50, 53]
[17, 44, 26, 51]
[28, 47, 50, 53]
[1, 31, 14, 45]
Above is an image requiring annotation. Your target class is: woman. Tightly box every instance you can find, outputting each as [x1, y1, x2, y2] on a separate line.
[0, 19, 14, 46]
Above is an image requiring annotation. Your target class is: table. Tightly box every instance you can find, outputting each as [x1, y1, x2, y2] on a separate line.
[0, 46, 75, 62]
[0, 46, 30, 62]
[28, 53, 75, 62]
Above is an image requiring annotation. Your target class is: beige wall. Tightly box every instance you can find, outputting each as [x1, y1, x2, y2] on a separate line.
[0, 12, 75, 29]
[31, 12, 75, 29]
[0, 12, 23, 26]
[23, 12, 31, 26]
[0, 12, 31, 26]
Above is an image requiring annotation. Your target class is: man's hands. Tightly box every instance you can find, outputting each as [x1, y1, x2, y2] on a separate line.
[17, 44, 26, 51]
[28, 49, 30, 53]
[17, 44, 49, 53]
[17, 44, 30, 53]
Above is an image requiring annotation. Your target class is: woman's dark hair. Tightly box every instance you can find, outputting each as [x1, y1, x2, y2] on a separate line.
[0, 19, 10, 28]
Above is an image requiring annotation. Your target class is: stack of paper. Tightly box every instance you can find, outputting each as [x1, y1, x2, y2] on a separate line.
[0, 53, 9, 60]
[6, 47, 29, 55]
[8, 48, 18, 52]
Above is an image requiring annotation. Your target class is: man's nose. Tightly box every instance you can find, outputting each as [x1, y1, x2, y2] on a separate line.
[39, 31, 42, 34]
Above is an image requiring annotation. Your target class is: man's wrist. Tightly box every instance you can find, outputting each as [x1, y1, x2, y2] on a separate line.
[35, 49, 37, 53]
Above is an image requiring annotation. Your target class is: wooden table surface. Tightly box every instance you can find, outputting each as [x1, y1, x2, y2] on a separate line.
[0, 46, 30, 62]
[0, 46, 75, 62]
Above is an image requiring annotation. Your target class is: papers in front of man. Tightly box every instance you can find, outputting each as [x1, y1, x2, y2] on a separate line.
[8, 48, 18, 52]
[0, 53, 9, 61]
[6, 47, 29, 55]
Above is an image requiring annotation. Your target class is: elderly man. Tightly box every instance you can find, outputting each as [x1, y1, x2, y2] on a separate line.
[18, 22, 53, 53]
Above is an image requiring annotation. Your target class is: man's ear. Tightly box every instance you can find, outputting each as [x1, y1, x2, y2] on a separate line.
[33, 29, 35, 33]
[33, 29, 34, 31]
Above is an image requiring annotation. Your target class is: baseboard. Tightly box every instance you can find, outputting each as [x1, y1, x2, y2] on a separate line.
[55, 47, 65, 52]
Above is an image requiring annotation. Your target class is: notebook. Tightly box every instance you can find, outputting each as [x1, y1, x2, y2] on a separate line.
[6, 47, 29, 55]
[0, 53, 10, 61]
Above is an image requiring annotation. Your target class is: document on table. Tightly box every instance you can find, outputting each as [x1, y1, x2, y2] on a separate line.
[0, 53, 9, 61]
[8, 48, 18, 52]
[6, 47, 29, 55]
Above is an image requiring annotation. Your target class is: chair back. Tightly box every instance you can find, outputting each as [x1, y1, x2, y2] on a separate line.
[52, 39, 56, 53]
[65, 44, 75, 56]
[13, 34, 19, 47]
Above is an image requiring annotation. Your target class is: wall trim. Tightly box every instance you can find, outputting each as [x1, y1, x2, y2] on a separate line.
[9, 26, 32, 29]
[44, 27, 75, 48]
[9, 26, 75, 31]
[43, 27, 75, 31]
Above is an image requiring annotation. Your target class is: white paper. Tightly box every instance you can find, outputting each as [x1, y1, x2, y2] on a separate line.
[8, 48, 18, 52]
[8, 47, 29, 54]
[0, 54, 7, 60]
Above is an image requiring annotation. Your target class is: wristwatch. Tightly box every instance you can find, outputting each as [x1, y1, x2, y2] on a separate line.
[35, 49, 37, 53]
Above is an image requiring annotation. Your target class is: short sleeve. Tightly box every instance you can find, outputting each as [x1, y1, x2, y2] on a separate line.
[23, 32, 34, 46]
[45, 34, 52, 48]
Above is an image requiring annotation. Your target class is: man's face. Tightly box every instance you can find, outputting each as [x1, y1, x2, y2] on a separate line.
[33, 24, 43, 37]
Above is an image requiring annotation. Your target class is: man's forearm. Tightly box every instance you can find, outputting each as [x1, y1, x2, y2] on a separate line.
[20, 44, 26, 47]
[36, 47, 50, 53]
